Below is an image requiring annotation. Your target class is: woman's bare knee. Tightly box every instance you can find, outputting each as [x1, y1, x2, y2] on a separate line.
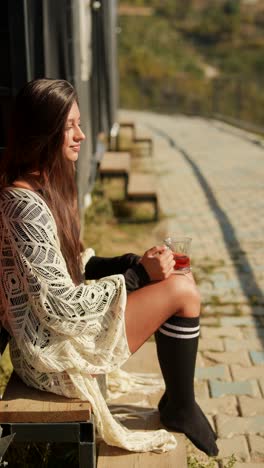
[165, 274, 201, 318]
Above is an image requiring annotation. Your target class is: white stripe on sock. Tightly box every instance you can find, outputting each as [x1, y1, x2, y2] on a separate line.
[163, 322, 200, 333]
[159, 326, 200, 339]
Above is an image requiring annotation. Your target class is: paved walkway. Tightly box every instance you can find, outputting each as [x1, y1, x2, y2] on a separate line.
[120, 110, 264, 467]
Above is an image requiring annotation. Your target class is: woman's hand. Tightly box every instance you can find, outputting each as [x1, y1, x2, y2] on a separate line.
[139, 245, 175, 281]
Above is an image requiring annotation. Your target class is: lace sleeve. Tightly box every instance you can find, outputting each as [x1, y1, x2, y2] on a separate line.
[1, 190, 127, 337]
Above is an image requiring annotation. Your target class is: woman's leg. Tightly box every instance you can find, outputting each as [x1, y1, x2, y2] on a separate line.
[125, 273, 218, 457]
[125, 272, 200, 354]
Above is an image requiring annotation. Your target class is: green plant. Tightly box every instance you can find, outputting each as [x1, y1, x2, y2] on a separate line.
[118, 0, 264, 127]
[4, 442, 79, 467]
[187, 454, 236, 468]
[188, 456, 217, 468]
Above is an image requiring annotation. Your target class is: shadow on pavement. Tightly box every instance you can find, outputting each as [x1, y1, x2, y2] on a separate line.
[149, 125, 264, 346]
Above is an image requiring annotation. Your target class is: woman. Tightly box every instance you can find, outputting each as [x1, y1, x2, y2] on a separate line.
[0, 79, 218, 456]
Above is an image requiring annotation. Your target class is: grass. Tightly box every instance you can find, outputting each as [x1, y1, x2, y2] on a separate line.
[0, 346, 13, 396]
[3, 443, 79, 468]
[187, 454, 236, 468]
[83, 177, 165, 256]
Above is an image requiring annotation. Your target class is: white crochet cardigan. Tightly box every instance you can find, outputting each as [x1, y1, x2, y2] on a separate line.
[0, 188, 176, 453]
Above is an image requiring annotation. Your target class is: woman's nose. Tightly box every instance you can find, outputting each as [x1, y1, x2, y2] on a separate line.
[74, 126, 86, 141]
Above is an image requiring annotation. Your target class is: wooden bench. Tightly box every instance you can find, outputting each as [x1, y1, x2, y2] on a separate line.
[116, 122, 153, 157]
[99, 151, 131, 195]
[118, 121, 136, 140]
[0, 326, 96, 467]
[133, 136, 153, 157]
[109, 122, 135, 152]
[127, 173, 159, 221]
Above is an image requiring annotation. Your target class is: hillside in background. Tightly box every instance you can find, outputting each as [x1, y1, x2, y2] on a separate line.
[118, 0, 264, 127]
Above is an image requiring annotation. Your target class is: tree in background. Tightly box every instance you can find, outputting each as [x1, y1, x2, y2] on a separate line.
[153, 0, 193, 21]
[118, 0, 264, 127]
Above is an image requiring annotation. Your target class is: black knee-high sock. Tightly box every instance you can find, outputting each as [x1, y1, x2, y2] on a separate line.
[155, 315, 218, 457]
[157, 316, 217, 439]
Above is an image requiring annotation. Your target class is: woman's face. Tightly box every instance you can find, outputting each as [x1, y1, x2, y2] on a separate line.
[62, 101, 85, 161]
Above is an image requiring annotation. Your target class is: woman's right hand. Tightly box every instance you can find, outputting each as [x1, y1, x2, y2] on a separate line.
[139, 245, 175, 282]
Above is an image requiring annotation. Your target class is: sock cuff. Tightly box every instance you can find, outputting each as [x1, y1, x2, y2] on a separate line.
[158, 315, 200, 339]
[166, 315, 199, 328]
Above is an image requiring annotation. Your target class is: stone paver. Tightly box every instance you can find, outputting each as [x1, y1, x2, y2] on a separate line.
[248, 435, 264, 461]
[200, 317, 220, 326]
[224, 338, 263, 352]
[204, 350, 251, 366]
[194, 381, 210, 399]
[239, 396, 264, 416]
[234, 464, 264, 468]
[250, 351, 264, 365]
[240, 306, 264, 316]
[196, 352, 205, 367]
[217, 435, 250, 462]
[243, 329, 264, 339]
[119, 110, 264, 465]
[215, 415, 264, 437]
[210, 380, 261, 398]
[221, 317, 262, 328]
[258, 378, 264, 397]
[201, 326, 243, 339]
[231, 365, 264, 381]
[198, 338, 225, 351]
[195, 365, 231, 381]
[197, 396, 238, 416]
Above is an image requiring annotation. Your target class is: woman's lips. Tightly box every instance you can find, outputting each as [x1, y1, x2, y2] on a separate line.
[70, 145, 81, 152]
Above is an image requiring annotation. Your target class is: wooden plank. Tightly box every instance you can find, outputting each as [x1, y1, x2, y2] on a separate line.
[119, 122, 135, 129]
[100, 152, 131, 175]
[0, 373, 92, 423]
[97, 342, 187, 468]
[127, 173, 157, 198]
[133, 131, 153, 157]
[119, 122, 136, 139]
[98, 436, 186, 468]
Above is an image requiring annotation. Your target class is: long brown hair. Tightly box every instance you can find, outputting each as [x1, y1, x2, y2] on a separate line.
[0, 78, 83, 285]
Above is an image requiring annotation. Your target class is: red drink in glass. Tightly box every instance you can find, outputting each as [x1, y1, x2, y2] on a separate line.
[173, 253, 190, 271]
[164, 236, 192, 273]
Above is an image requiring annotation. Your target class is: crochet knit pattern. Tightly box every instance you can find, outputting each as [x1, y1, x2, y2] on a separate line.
[0, 188, 176, 453]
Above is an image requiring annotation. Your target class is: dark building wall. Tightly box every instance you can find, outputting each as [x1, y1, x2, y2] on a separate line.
[71, 0, 94, 222]
[90, 0, 119, 141]
[0, 0, 119, 226]
[0, 1, 28, 152]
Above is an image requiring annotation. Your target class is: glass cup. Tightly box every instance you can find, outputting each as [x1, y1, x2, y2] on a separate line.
[163, 236, 192, 273]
